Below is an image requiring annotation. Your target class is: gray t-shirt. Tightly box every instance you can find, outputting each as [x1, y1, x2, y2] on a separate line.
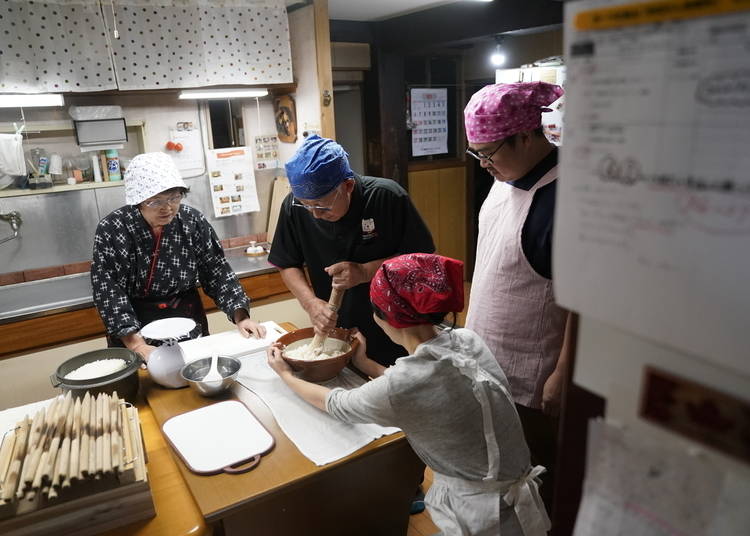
[326, 328, 530, 481]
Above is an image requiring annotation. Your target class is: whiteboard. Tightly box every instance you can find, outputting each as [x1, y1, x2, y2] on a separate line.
[554, 0, 750, 375]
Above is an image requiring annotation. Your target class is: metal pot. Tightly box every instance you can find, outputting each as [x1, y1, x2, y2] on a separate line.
[50, 347, 142, 403]
[181, 356, 241, 397]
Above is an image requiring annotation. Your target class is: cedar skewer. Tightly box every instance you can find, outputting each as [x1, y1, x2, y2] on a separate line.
[41, 393, 72, 488]
[17, 406, 43, 488]
[0, 429, 16, 489]
[102, 393, 112, 474]
[65, 397, 82, 487]
[32, 393, 70, 496]
[87, 393, 97, 477]
[51, 396, 75, 493]
[26, 398, 61, 495]
[79, 392, 91, 478]
[120, 404, 133, 473]
[20, 398, 57, 490]
[1, 416, 29, 502]
[95, 393, 104, 476]
[110, 393, 121, 473]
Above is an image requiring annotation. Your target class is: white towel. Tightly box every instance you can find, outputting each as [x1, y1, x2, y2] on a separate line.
[0, 133, 26, 176]
[237, 354, 400, 466]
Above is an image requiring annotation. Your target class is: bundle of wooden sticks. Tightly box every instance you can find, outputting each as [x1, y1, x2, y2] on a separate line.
[0, 391, 143, 505]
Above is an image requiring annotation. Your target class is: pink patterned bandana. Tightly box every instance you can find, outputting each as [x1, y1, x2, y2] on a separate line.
[464, 82, 564, 144]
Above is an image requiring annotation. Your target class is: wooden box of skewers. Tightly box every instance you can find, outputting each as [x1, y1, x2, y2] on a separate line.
[0, 391, 153, 536]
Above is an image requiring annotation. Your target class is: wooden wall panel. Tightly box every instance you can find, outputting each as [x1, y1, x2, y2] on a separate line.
[408, 165, 467, 274]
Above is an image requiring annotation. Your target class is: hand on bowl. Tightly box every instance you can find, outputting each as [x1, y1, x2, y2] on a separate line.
[267, 342, 293, 376]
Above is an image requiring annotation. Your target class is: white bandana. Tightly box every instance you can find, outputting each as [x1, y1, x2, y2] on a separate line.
[124, 152, 187, 205]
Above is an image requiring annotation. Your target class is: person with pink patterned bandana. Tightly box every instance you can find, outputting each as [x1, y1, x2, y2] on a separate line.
[463, 82, 575, 515]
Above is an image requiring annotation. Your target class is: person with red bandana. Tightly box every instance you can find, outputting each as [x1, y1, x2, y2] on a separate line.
[267, 253, 550, 536]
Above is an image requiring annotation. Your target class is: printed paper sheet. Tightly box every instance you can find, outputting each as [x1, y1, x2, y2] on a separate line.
[206, 147, 260, 218]
[410, 88, 448, 157]
[555, 0, 750, 374]
[575, 419, 748, 536]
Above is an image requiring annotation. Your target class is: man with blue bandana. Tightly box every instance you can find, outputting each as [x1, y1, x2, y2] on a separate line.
[269, 135, 435, 366]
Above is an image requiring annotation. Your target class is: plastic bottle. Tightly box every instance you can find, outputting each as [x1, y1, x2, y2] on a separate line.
[91, 153, 103, 183]
[105, 149, 121, 181]
[29, 148, 49, 175]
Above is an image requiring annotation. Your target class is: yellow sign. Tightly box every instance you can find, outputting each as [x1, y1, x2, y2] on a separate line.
[576, 0, 750, 30]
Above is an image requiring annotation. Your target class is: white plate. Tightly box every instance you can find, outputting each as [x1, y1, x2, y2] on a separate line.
[162, 400, 274, 474]
[140, 317, 196, 341]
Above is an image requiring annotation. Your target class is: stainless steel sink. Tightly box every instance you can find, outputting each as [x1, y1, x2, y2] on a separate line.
[0, 272, 94, 323]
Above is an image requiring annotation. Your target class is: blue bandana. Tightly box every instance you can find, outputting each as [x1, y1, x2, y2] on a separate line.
[285, 135, 353, 199]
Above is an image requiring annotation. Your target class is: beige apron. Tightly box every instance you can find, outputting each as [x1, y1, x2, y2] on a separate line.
[425, 354, 551, 536]
[465, 166, 567, 409]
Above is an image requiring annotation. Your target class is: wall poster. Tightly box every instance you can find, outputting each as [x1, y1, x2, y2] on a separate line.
[206, 148, 260, 218]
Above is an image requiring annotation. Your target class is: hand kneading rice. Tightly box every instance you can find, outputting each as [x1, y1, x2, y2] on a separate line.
[65, 358, 128, 380]
[284, 341, 346, 361]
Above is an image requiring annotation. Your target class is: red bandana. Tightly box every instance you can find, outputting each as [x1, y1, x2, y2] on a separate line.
[370, 253, 464, 328]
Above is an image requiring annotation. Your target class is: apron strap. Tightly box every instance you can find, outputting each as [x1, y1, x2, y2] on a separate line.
[503, 465, 551, 536]
[447, 351, 511, 481]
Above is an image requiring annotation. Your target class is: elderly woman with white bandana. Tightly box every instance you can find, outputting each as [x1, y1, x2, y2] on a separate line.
[91, 152, 265, 359]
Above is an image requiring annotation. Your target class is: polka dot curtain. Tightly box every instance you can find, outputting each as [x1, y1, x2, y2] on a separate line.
[0, 0, 117, 93]
[102, 0, 293, 90]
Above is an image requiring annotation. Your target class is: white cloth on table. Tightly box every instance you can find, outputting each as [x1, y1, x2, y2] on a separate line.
[236, 353, 400, 466]
[0, 397, 55, 437]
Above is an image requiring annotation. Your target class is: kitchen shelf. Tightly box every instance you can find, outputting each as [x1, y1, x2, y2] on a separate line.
[0, 120, 146, 198]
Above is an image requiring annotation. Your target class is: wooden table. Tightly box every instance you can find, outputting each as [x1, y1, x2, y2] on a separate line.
[145, 323, 424, 536]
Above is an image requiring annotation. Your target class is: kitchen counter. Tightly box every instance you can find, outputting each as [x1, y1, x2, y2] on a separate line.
[0, 251, 289, 359]
[0, 248, 275, 325]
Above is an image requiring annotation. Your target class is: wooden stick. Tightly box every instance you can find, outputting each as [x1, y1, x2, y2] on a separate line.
[24, 397, 60, 493]
[110, 393, 120, 473]
[87, 393, 96, 478]
[20, 398, 56, 489]
[0, 429, 16, 488]
[53, 397, 75, 490]
[120, 404, 133, 474]
[41, 393, 71, 487]
[79, 392, 91, 478]
[18, 406, 43, 486]
[102, 393, 112, 474]
[1, 416, 29, 502]
[66, 397, 82, 487]
[95, 393, 104, 476]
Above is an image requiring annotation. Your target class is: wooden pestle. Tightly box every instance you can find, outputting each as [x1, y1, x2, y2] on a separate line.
[79, 392, 91, 478]
[66, 397, 82, 486]
[1, 416, 29, 502]
[309, 287, 345, 354]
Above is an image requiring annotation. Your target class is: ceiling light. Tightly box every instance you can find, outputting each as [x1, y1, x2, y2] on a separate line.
[0, 94, 64, 108]
[490, 36, 506, 67]
[178, 88, 268, 99]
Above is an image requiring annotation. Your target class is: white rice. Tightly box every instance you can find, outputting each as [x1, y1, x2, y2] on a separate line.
[284, 341, 347, 361]
[65, 359, 128, 380]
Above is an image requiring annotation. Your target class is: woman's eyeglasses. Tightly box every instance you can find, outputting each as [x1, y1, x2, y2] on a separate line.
[466, 139, 507, 164]
[291, 186, 342, 212]
[142, 192, 185, 209]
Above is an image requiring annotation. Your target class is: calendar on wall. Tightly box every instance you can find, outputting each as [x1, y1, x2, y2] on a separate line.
[410, 88, 448, 157]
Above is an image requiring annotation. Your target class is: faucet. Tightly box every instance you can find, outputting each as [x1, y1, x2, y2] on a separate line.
[0, 210, 22, 245]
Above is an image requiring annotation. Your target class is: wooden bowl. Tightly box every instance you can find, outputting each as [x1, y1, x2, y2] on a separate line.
[278, 327, 359, 382]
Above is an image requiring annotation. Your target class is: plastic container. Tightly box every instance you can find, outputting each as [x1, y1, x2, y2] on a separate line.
[29, 148, 49, 176]
[91, 153, 103, 182]
[49, 153, 65, 185]
[106, 149, 121, 181]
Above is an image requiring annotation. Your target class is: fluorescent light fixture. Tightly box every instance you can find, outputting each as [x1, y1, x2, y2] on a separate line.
[0, 94, 64, 108]
[178, 88, 268, 99]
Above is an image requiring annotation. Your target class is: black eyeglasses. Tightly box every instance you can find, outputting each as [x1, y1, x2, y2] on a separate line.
[466, 139, 507, 164]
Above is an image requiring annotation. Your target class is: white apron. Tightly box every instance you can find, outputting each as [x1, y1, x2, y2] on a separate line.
[465, 166, 568, 409]
[425, 354, 551, 536]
